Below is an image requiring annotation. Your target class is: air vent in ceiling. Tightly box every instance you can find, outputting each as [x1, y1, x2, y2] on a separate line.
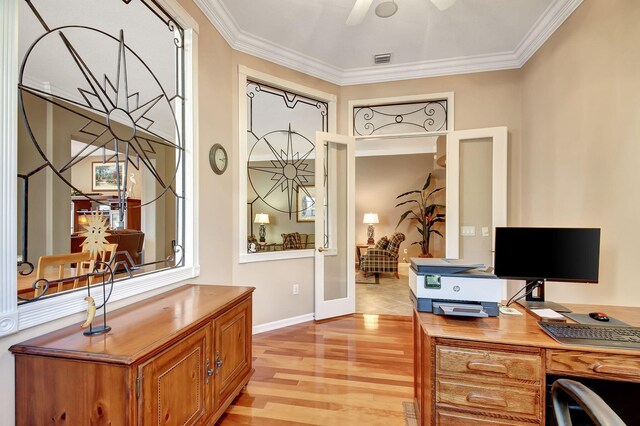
[373, 53, 392, 65]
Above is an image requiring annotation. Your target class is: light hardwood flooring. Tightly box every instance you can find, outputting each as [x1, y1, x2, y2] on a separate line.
[219, 314, 414, 425]
[356, 263, 412, 316]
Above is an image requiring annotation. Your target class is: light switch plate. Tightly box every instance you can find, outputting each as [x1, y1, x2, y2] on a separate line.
[461, 226, 476, 236]
[482, 227, 489, 237]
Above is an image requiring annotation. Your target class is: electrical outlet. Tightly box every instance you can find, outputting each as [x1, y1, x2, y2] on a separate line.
[293, 284, 299, 295]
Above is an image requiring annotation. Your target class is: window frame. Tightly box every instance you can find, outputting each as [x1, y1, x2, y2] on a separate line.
[238, 66, 337, 264]
[0, 0, 200, 336]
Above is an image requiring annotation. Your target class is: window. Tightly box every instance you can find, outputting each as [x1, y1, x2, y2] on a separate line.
[239, 67, 336, 262]
[0, 0, 198, 335]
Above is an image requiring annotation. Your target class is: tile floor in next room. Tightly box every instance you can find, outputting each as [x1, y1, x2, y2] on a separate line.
[356, 263, 413, 316]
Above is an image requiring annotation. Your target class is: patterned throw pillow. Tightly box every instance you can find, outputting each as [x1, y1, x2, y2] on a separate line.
[386, 233, 405, 257]
[281, 232, 303, 250]
[375, 236, 389, 249]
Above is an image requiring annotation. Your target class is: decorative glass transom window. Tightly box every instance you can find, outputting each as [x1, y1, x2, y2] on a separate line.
[352, 99, 449, 137]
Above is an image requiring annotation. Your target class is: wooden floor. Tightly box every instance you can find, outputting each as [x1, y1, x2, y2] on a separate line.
[218, 314, 414, 425]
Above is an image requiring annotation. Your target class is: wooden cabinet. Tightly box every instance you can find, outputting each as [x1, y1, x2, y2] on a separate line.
[10, 285, 254, 426]
[139, 325, 210, 425]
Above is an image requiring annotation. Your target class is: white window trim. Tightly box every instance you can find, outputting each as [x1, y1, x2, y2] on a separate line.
[0, 0, 199, 337]
[348, 92, 455, 140]
[238, 66, 337, 264]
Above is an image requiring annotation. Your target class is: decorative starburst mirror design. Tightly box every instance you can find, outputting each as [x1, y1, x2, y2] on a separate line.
[248, 126, 315, 218]
[246, 81, 328, 223]
[19, 14, 184, 207]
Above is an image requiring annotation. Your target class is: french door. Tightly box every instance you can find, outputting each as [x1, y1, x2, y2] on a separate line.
[314, 132, 356, 320]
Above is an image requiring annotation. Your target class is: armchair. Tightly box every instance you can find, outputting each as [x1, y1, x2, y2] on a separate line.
[360, 232, 405, 279]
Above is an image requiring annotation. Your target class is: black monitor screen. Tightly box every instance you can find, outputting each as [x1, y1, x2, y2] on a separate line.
[494, 227, 600, 283]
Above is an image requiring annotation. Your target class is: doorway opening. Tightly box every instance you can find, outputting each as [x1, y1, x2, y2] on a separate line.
[354, 137, 446, 316]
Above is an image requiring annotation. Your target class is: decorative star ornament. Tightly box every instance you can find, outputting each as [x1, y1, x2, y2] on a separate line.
[80, 211, 111, 259]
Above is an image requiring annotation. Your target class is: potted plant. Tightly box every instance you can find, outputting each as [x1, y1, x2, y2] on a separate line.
[395, 173, 445, 257]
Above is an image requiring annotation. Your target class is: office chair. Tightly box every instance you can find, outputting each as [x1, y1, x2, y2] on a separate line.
[552, 379, 626, 426]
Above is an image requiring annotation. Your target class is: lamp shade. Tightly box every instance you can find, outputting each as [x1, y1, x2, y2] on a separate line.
[254, 213, 270, 224]
[363, 213, 379, 225]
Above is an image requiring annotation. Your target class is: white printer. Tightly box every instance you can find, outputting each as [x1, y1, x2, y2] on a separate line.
[409, 258, 504, 317]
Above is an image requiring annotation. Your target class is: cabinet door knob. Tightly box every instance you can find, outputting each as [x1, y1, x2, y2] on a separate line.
[215, 351, 223, 375]
[206, 360, 214, 383]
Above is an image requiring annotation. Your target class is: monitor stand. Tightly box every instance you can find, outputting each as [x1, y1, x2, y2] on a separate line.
[516, 280, 572, 313]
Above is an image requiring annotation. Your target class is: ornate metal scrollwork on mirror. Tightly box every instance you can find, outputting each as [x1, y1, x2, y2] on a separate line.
[16, 0, 186, 303]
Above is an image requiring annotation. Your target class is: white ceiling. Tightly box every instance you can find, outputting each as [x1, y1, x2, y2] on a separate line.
[195, 0, 583, 85]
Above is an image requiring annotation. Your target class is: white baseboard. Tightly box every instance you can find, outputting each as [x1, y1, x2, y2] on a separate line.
[252, 312, 315, 335]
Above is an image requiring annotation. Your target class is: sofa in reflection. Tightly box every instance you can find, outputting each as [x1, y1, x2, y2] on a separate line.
[71, 229, 144, 270]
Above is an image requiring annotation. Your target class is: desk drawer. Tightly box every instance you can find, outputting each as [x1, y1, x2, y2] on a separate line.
[547, 350, 640, 381]
[437, 410, 536, 426]
[437, 346, 542, 382]
[436, 378, 540, 418]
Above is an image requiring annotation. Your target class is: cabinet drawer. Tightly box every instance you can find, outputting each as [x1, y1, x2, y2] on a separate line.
[437, 410, 537, 426]
[436, 378, 540, 418]
[547, 350, 640, 381]
[436, 346, 542, 382]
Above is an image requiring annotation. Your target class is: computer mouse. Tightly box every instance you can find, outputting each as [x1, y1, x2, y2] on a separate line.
[589, 311, 609, 322]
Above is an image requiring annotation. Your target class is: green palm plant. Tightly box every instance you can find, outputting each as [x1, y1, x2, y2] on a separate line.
[395, 173, 445, 257]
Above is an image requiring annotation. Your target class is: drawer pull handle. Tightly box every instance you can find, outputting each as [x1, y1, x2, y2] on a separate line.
[591, 362, 640, 377]
[467, 361, 508, 375]
[466, 392, 508, 407]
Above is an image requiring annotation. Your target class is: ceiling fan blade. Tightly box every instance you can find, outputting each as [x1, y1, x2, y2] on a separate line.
[346, 0, 374, 26]
[430, 0, 457, 11]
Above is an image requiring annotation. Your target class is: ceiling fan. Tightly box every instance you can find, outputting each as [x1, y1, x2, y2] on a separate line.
[346, 0, 457, 26]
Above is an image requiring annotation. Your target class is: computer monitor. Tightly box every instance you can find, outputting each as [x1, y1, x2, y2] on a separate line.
[494, 227, 601, 313]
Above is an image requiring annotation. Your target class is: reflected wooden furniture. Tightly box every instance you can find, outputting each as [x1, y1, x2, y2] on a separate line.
[413, 303, 640, 425]
[72, 196, 141, 232]
[35, 251, 94, 296]
[10, 285, 254, 426]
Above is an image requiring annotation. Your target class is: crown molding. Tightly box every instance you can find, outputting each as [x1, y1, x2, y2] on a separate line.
[514, 0, 583, 65]
[195, 0, 583, 86]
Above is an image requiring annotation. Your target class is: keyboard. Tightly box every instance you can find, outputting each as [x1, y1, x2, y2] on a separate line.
[538, 322, 640, 350]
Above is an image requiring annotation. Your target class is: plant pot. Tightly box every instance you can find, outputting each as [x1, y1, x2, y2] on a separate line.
[418, 253, 434, 258]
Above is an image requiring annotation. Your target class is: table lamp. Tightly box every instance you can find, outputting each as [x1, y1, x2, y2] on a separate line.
[363, 212, 379, 245]
[254, 213, 270, 242]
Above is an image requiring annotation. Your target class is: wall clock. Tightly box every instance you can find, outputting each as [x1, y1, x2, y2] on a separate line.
[209, 143, 228, 175]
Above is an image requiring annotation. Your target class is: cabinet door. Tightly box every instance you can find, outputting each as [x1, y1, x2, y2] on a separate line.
[139, 325, 210, 426]
[213, 297, 252, 408]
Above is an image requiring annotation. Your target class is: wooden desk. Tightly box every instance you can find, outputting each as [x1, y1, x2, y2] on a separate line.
[413, 303, 640, 425]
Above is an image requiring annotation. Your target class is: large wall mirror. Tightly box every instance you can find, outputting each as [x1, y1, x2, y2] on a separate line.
[15, 0, 186, 304]
[244, 79, 328, 255]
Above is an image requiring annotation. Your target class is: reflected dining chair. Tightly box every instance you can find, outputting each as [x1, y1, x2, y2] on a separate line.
[81, 243, 118, 284]
[35, 252, 94, 297]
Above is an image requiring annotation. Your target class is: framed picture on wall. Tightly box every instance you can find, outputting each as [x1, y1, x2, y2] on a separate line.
[92, 162, 125, 192]
[296, 185, 316, 222]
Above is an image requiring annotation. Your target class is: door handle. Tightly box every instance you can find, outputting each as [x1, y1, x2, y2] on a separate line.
[318, 247, 326, 252]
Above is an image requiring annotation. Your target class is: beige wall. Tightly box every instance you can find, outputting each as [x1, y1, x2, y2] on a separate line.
[356, 153, 442, 260]
[519, 0, 640, 306]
